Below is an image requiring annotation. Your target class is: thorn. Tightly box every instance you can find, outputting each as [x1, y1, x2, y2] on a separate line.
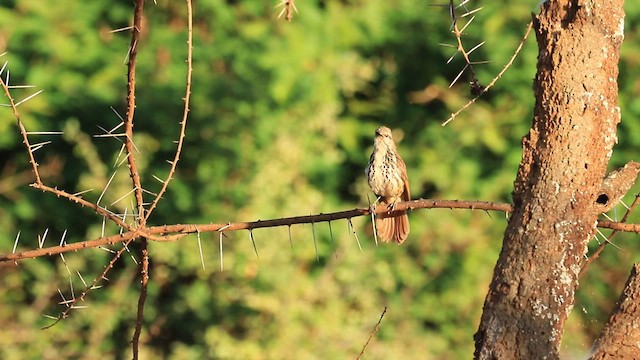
[29, 141, 52, 152]
[196, 229, 205, 270]
[459, 15, 476, 33]
[141, 188, 158, 197]
[8, 85, 37, 89]
[249, 229, 259, 259]
[619, 199, 630, 210]
[109, 107, 125, 123]
[367, 194, 379, 246]
[98, 171, 118, 206]
[109, 25, 135, 33]
[467, 41, 486, 55]
[59, 229, 68, 246]
[597, 228, 624, 252]
[15, 89, 44, 106]
[311, 222, 319, 263]
[39, 228, 49, 248]
[461, 6, 483, 18]
[93, 133, 126, 138]
[72, 189, 94, 197]
[601, 212, 614, 221]
[57, 289, 69, 308]
[219, 231, 224, 272]
[101, 214, 106, 238]
[348, 218, 363, 253]
[76, 270, 88, 288]
[26, 131, 63, 135]
[12, 231, 20, 253]
[449, 63, 469, 88]
[456, 0, 472, 8]
[110, 187, 137, 207]
[446, 51, 458, 64]
[328, 221, 337, 260]
[288, 225, 294, 250]
[99, 246, 116, 254]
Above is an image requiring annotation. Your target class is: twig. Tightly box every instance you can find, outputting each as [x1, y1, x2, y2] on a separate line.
[444, 0, 485, 91]
[581, 193, 640, 276]
[42, 236, 138, 329]
[0, 70, 43, 185]
[356, 307, 387, 360]
[143, 0, 193, 223]
[442, 20, 534, 126]
[276, 0, 298, 21]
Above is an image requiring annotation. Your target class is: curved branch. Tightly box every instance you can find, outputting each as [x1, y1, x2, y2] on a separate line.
[143, 0, 193, 223]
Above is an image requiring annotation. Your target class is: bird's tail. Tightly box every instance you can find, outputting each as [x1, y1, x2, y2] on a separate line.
[375, 210, 410, 244]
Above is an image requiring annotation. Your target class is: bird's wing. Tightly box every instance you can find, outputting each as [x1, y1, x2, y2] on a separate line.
[397, 154, 411, 202]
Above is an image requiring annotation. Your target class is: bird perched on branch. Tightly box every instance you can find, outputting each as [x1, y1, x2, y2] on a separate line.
[365, 126, 411, 244]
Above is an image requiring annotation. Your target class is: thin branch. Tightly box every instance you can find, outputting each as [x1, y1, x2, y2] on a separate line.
[5, 199, 639, 263]
[446, 0, 484, 88]
[124, 2, 147, 358]
[0, 71, 42, 184]
[124, 0, 146, 225]
[276, 0, 298, 21]
[42, 237, 138, 329]
[143, 0, 193, 223]
[356, 307, 388, 360]
[31, 183, 140, 234]
[442, 20, 534, 126]
[581, 193, 640, 276]
[132, 238, 149, 359]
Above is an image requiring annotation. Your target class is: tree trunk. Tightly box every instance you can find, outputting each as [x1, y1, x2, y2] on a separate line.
[590, 263, 640, 359]
[474, 1, 624, 358]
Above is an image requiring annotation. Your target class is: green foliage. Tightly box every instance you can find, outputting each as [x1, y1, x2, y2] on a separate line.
[0, 0, 639, 358]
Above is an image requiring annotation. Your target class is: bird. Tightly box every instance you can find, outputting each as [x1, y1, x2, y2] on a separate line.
[365, 126, 410, 244]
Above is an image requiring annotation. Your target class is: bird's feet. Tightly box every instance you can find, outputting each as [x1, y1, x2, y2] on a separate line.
[370, 196, 382, 213]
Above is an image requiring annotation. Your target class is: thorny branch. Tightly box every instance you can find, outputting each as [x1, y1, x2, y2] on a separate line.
[581, 193, 640, 276]
[122, 0, 150, 357]
[442, 20, 534, 126]
[143, 0, 193, 223]
[3, 198, 640, 263]
[124, 0, 146, 225]
[42, 236, 139, 330]
[1, 61, 43, 185]
[442, 0, 486, 93]
[1, 2, 637, 357]
[276, 0, 298, 21]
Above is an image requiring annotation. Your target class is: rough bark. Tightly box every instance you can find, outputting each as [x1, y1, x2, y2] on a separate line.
[474, 1, 624, 359]
[589, 264, 640, 359]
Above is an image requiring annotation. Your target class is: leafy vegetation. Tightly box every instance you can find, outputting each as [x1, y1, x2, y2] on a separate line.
[0, 0, 639, 358]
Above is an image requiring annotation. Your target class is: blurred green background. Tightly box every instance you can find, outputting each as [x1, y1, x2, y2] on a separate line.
[0, 0, 639, 358]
